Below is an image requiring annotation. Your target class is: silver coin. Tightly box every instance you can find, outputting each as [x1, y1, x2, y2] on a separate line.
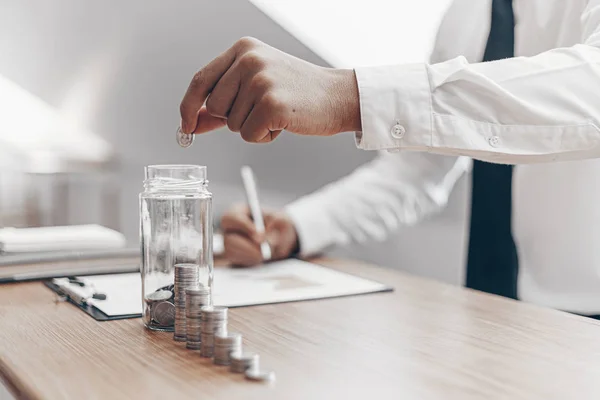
[201, 306, 228, 320]
[176, 126, 194, 148]
[200, 348, 214, 357]
[231, 358, 258, 373]
[201, 305, 227, 313]
[186, 342, 202, 350]
[231, 363, 252, 373]
[231, 352, 259, 364]
[201, 333, 215, 346]
[214, 332, 242, 346]
[146, 290, 172, 303]
[245, 369, 276, 382]
[152, 301, 175, 326]
[186, 286, 209, 295]
[174, 263, 199, 277]
[201, 324, 227, 335]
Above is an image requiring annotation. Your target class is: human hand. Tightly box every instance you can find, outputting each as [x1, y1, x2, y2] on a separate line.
[220, 204, 299, 267]
[179, 37, 361, 143]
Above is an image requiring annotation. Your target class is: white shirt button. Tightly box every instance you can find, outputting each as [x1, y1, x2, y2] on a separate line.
[391, 123, 406, 139]
[488, 136, 500, 147]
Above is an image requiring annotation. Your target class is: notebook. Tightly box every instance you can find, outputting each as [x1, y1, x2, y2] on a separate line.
[0, 224, 126, 253]
[0, 233, 224, 283]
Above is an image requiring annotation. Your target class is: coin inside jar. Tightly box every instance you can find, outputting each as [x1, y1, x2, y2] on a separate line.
[146, 290, 172, 303]
[176, 126, 194, 148]
[152, 301, 176, 326]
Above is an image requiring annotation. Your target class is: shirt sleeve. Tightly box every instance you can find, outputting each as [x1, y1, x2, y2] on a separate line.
[355, 2, 600, 164]
[284, 152, 470, 257]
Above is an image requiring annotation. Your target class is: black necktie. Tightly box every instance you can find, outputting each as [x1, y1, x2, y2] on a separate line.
[465, 0, 518, 299]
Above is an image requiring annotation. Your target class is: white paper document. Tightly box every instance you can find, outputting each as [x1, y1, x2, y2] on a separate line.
[51, 259, 392, 317]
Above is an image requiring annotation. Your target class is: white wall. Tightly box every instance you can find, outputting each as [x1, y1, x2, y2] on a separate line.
[0, 0, 468, 285]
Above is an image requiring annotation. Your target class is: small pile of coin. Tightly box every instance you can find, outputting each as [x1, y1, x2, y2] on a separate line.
[185, 286, 210, 350]
[230, 352, 259, 373]
[174, 264, 200, 342]
[214, 332, 242, 365]
[145, 287, 175, 329]
[200, 306, 228, 357]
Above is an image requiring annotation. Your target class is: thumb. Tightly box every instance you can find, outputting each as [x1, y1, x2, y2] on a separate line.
[266, 230, 279, 248]
[265, 230, 281, 257]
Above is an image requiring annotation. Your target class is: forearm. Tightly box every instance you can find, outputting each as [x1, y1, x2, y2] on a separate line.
[284, 152, 470, 256]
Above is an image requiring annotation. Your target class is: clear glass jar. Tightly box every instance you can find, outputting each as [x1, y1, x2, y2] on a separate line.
[140, 165, 213, 331]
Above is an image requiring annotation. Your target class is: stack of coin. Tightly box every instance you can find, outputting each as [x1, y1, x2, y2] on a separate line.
[214, 332, 242, 365]
[230, 352, 259, 373]
[185, 285, 210, 350]
[173, 264, 200, 342]
[200, 306, 228, 357]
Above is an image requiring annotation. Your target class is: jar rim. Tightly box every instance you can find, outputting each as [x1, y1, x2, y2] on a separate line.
[143, 164, 208, 190]
[146, 164, 206, 170]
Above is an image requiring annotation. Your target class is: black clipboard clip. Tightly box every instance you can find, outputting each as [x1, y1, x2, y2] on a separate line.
[51, 277, 107, 306]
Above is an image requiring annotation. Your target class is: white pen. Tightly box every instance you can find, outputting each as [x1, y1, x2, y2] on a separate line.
[241, 166, 272, 261]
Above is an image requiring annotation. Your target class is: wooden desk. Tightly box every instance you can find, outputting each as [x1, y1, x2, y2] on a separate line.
[1, 258, 600, 400]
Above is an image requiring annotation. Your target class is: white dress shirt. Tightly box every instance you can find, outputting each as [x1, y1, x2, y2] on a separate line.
[286, 0, 600, 314]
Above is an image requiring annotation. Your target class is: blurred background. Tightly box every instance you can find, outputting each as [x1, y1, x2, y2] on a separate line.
[0, 0, 467, 285]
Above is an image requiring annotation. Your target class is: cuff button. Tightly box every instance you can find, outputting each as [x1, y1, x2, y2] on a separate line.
[488, 136, 500, 147]
[391, 123, 406, 139]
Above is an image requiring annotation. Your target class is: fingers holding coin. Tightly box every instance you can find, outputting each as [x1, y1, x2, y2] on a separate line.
[176, 126, 195, 148]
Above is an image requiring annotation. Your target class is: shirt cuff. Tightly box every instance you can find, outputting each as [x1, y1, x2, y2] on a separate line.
[284, 198, 336, 257]
[354, 63, 433, 151]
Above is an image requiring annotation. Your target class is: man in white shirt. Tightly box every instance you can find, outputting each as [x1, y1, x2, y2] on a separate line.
[180, 1, 600, 315]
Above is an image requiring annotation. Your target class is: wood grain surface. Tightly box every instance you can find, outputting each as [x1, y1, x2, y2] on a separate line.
[1, 257, 600, 400]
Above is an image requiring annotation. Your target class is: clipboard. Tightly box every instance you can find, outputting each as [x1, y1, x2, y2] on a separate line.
[43, 259, 393, 322]
[43, 279, 142, 321]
